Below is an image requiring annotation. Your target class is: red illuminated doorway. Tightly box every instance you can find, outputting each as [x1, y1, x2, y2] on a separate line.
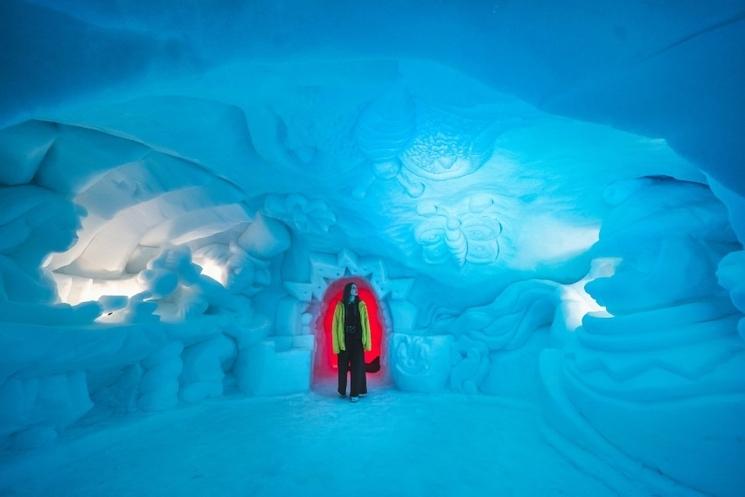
[313, 277, 384, 381]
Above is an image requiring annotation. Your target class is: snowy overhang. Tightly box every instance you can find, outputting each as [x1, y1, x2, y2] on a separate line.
[0, 58, 706, 294]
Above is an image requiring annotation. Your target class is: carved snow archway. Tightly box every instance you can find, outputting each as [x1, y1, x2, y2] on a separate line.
[282, 249, 414, 386]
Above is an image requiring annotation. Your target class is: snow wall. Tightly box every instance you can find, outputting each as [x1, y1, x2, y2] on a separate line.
[1, 1, 744, 496]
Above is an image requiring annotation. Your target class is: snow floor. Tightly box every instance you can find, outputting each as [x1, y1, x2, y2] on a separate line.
[0, 382, 616, 497]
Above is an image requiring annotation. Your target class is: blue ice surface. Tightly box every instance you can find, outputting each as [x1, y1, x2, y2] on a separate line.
[0, 2, 744, 497]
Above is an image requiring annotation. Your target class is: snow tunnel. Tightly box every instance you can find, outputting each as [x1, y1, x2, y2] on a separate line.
[0, 2, 744, 497]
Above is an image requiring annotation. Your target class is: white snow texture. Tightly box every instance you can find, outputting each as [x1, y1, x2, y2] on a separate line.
[0, 1, 744, 496]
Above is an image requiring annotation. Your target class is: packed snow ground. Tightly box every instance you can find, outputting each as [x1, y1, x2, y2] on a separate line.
[0, 383, 615, 497]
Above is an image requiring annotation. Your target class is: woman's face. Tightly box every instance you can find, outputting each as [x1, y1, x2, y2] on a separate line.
[350, 284, 358, 298]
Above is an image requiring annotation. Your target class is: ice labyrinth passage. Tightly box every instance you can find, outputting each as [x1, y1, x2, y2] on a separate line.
[0, 48, 744, 497]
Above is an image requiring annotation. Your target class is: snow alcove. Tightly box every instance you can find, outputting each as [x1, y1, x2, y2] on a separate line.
[1, 1, 744, 496]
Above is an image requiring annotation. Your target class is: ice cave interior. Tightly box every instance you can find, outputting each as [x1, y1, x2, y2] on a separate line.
[1, 1, 744, 496]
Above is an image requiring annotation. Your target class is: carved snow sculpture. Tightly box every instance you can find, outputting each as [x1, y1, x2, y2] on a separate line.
[130, 246, 257, 405]
[448, 336, 489, 394]
[452, 280, 562, 351]
[400, 106, 502, 199]
[192, 242, 265, 294]
[238, 213, 291, 258]
[0, 121, 296, 419]
[540, 176, 745, 497]
[430, 279, 563, 395]
[354, 83, 418, 197]
[188, 212, 289, 299]
[21, 116, 265, 311]
[0, 184, 154, 446]
[0, 185, 104, 448]
[0, 186, 104, 325]
[354, 84, 502, 198]
[0, 181, 280, 426]
[390, 334, 454, 393]
[400, 103, 499, 184]
[118, 206, 293, 401]
[138, 342, 184, 412]
[263, 193, 335, 234]
[415, 194, 503, 267]
[194, 215, 299, 397]
[0, 119, 254, 306]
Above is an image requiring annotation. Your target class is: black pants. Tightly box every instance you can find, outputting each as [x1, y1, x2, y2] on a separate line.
[337, 332, 367, 397]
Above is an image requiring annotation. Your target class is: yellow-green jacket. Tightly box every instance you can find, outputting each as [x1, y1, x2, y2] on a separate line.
[332, 300, 372, 353]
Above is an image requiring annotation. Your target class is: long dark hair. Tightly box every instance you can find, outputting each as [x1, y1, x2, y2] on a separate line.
[342, 282, 359, 303]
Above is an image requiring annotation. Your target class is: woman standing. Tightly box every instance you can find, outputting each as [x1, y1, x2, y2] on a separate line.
[332, 282, 372, 402]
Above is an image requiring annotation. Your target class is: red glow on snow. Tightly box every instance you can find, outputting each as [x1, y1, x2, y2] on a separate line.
[314, 277, 383, 380]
